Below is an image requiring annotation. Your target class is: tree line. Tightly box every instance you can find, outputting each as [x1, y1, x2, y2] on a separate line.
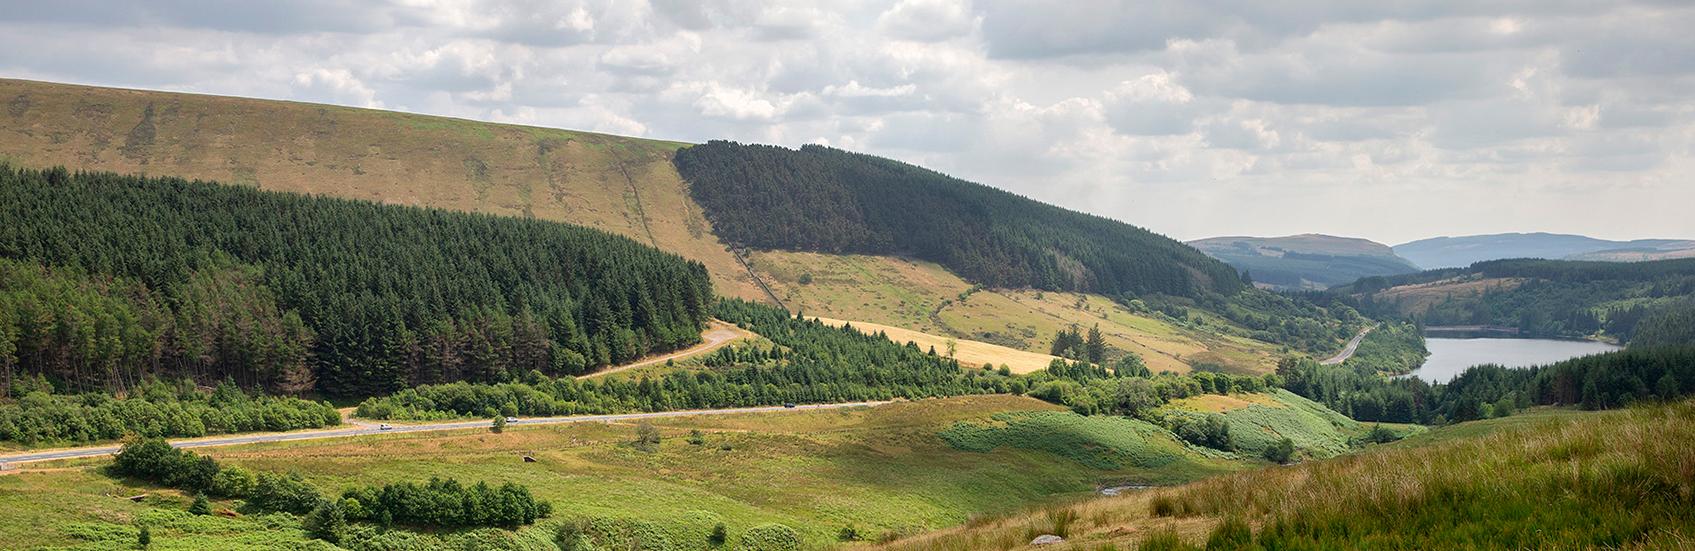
[1339, 258, 1695, 343]
[0, 377, 337, 445]
[674, 142, 1245, 299]
[111, 437, 549, 537]
[0, 165, 712, 396]
[1277, 344, 1695, 424]
[356, 299, 1015, 419]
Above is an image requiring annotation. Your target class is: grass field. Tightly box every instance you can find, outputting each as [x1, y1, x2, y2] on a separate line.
[813, 317, 1062, 374]
[0, 78, 763, 301]
[750, 251, 1282, 374]
[0, 396, 1255, 550]
[874, 400, 1694, 550]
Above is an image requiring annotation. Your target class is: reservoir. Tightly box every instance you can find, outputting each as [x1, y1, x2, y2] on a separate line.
[1405, 338, 1623, 384]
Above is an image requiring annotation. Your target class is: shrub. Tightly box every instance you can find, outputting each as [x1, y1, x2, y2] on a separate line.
[341, 478, 548, 529]
[250, 472, 323, 514]
[303, 499, 347, 543]
[687, 429, 706, 446]
[111, 438, 219, 492]
[634, 423, 661, 453]
[188, 494, 212, 516]
[838, 524, 862, 541]
[735, 523, 800, 551]
[0, 379, 339, 446]
[210, 466, 257, 498]
[709, 523, 728, 546]
[1264, 437, 1295, 464]
[557, 517, 673, 551]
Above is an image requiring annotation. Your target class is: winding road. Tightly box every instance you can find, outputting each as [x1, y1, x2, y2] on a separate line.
[0, 401, 888, 469]
[1321, 325, 1374, 365]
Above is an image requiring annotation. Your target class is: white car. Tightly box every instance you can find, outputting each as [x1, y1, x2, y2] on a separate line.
[378, 424, 392, 431]
[505, 417, 519, 424]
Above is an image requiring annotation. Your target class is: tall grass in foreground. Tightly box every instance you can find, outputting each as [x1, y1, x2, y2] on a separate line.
[874, 400, 1695, 550]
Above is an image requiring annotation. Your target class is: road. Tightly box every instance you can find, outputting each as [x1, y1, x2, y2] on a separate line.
[1321, 326, 1374, 365]
[577, 321, 748, 380]
[0, 401, 887, 468]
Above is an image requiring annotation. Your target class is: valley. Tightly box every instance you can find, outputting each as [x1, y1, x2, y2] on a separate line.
[0, 77, 1690, 551]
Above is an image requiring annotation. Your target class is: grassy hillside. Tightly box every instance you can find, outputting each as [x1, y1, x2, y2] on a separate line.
[0, 78, 763, 301]
[749, 251, 1282, 374]
[0, 396, 1242, 550]
[875, 399, 1695, 550]
[1188, 234, 1418, 290]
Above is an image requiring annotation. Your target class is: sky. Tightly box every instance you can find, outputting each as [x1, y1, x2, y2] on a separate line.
[2, 0, 1692, 245]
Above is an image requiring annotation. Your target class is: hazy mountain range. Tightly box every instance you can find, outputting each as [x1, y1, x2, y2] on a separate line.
[1190, 232, 1695, 290]
[1393, 233, 1695, 270]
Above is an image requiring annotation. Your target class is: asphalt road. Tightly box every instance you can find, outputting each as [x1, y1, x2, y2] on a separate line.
[1321, 326, 1375, 365]
[0, 401, 888, 468]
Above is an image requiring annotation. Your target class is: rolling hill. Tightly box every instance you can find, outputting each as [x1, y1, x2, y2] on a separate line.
[0, 78, 1361, 375]
[0, 78, 763, 301]
[877, 399, 1695, 550]
[1188, 234, 1419, 290]
[1394, 232, 1695, 269]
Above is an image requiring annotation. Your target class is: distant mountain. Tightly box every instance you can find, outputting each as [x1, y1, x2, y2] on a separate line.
[1187, 234, 1419, 290]
[1394, 232, 1695, 269]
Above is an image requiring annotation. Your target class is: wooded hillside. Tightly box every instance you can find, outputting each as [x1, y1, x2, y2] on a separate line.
[675, 142, 1245, 299]
[1341, 258, 1695, 342]
[0, 165, 712, 396]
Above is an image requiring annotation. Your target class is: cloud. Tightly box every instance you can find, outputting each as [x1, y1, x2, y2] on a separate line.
[876, 0, 976, 42]
[0, 0, 1691, 243]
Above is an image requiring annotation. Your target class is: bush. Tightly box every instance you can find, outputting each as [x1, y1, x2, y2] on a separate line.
[111, 438, 219, 492]
[188, 494, 212, 516]
[1264, 437, 1295, 464]
[341, 478, 548, 529]
[734, 524, 800, 551]
[709, 523, 728, 546]
[304, 499, 347, 543]
[557, 517, 673, 551]
[1366, 425, 1399, 444]
[251, 472, 323, 514]
[634, 423, 661, 453]
[211, 466, 257, 498]
[0, 378, 339, 446]
[838, 524, 861, 542]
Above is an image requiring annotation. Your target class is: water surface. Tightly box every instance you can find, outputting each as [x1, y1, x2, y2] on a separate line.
[1406, 338, 1622, 384]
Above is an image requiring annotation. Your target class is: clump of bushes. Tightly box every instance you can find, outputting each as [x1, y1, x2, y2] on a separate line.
[1, 378, 339, 446]
[109, 438, 548, 539]
[735, 524, 800, 551]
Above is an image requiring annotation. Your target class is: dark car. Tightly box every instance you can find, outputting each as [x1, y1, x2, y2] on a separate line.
[783, 402, 797, 408]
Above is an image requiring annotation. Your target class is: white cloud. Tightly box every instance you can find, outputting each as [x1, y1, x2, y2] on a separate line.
[0, 0, 1691, 243]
